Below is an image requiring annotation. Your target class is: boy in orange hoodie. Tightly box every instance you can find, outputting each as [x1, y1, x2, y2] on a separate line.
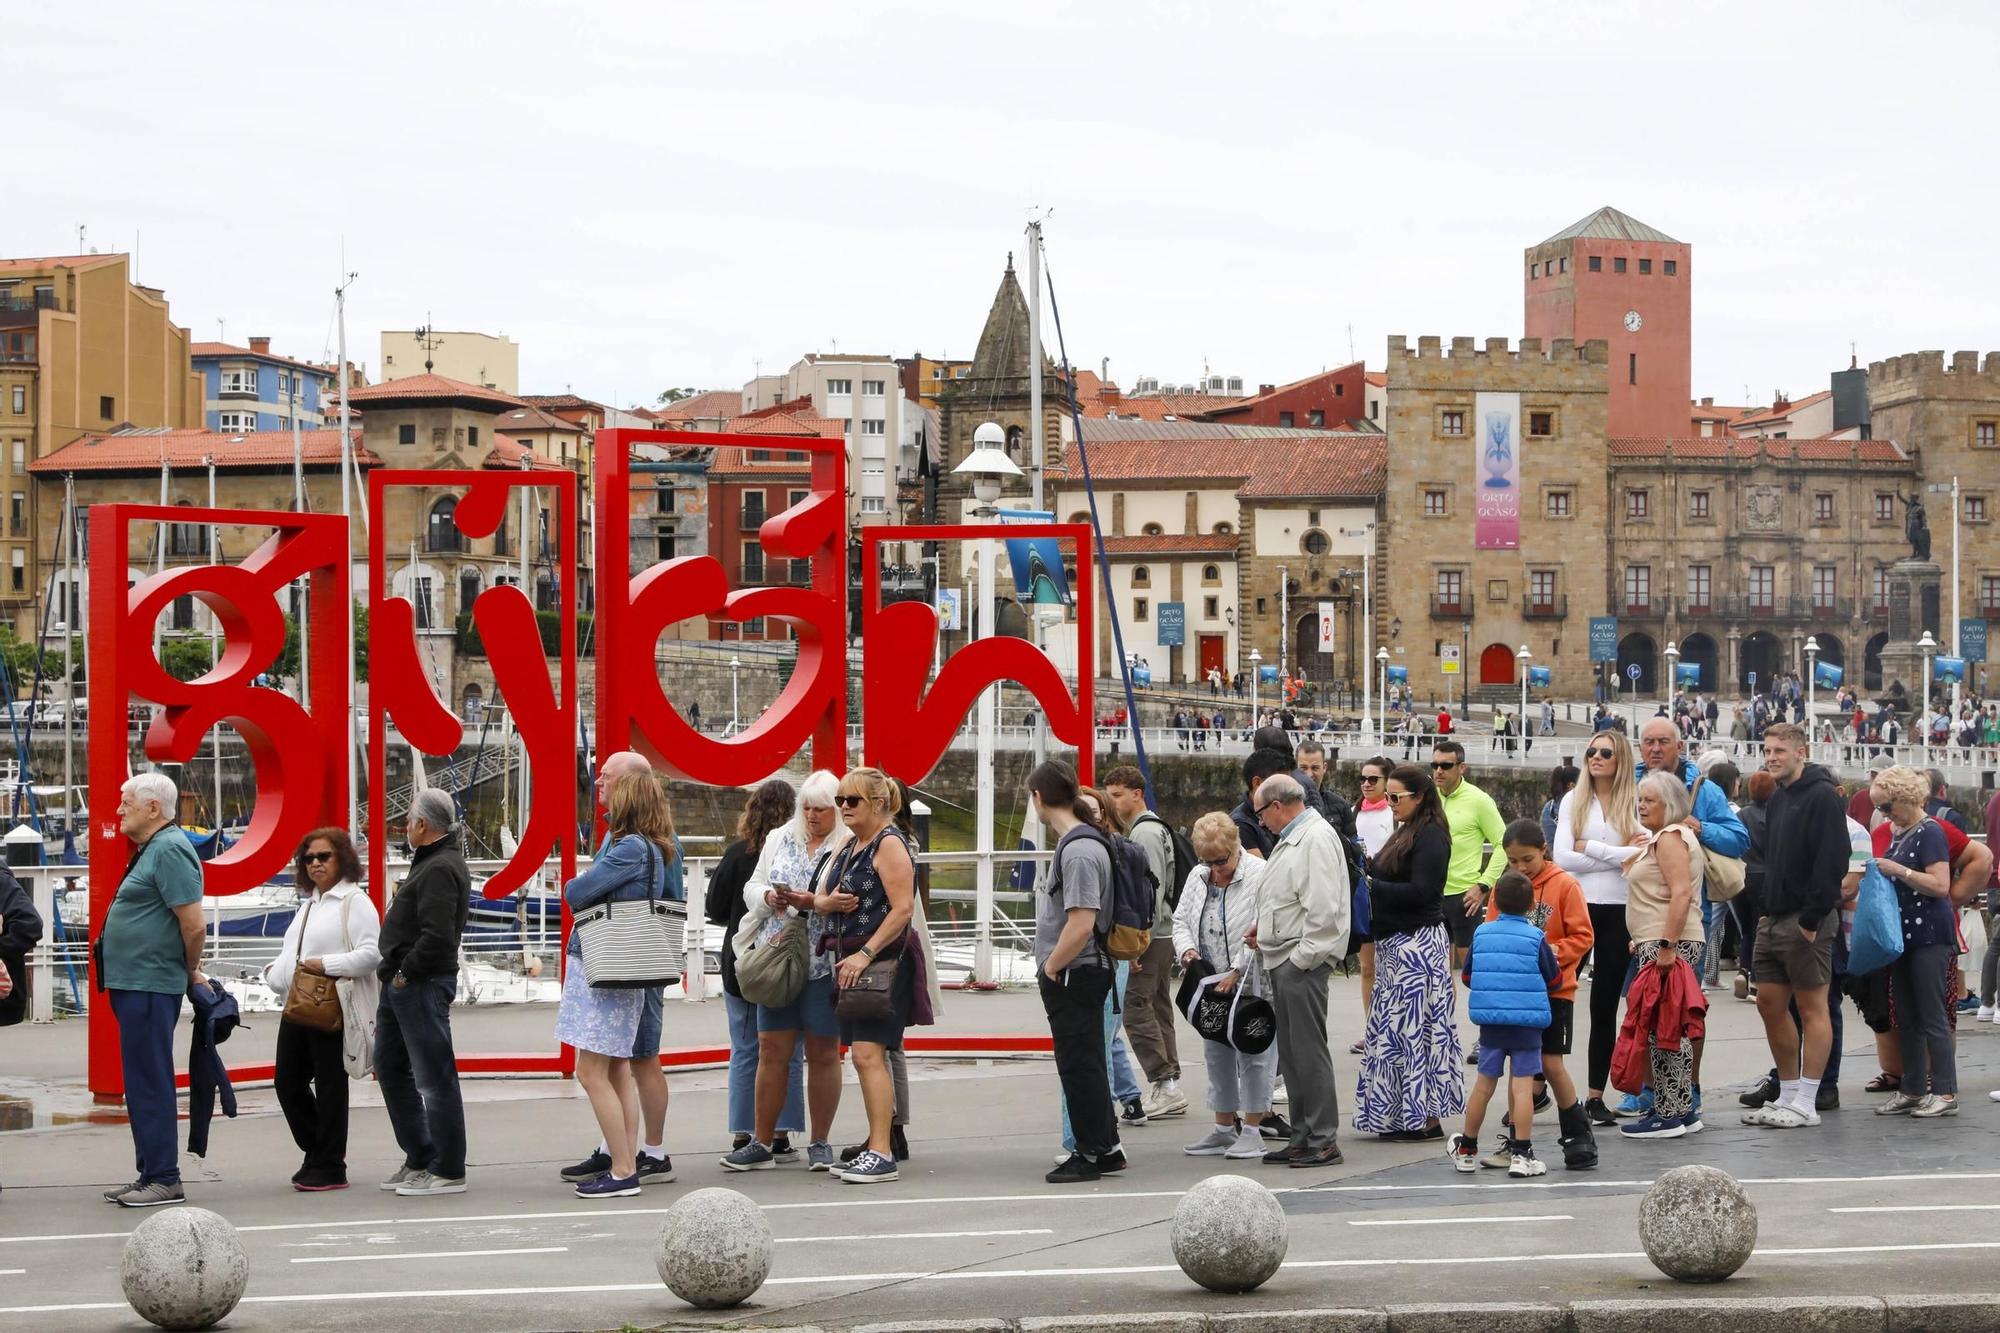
[1491, 818, 1597, 1170]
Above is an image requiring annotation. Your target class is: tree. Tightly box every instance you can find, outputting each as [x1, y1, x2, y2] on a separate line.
[270, 602, 370, 683]
[655, 387, 700, 405]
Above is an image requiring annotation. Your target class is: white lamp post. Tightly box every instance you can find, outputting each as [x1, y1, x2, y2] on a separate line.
[952, 421, 1024, 985]
[1340, 524, 1375, 741]
[1663, 640, 1679, 716]
[1804, 635, 1820, 753]
[1248, 648, 1263, 728]
[1376, 646, 1390, 746]
[1918, 630, 1938, 761]
[1516, 644, 1532, 756]
[729, 656, 741, 732]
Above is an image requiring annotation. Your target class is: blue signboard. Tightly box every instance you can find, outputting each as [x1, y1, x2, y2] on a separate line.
[1934, 655, 1967, 683]
[1258, 664, 1280, 684]
[1157, 602, 1185, 647]
[1589, 617, 1618, 663]
[1626, 663, 1642, 683]
[1674, 663, 1701, 686]
[1528, 665, 1551, 688]
[1962, 618, 1988, 664]
[1386, 665, 1409, 684]
[1814, 660, 1844, 689]
[1131, 662, 1153, 687]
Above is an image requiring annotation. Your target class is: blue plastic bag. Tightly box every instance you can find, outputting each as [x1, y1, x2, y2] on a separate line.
[1845, 862, 1905, 978]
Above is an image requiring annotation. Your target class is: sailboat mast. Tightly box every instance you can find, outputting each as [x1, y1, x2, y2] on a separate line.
[335, 271, 357, 834]
[207, 456, 222, 831]
[292, 382, 309, 701]
[60, 475, 73, 831]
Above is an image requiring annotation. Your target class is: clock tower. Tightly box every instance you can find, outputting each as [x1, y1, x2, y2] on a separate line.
[1524, 206, 1691, 437]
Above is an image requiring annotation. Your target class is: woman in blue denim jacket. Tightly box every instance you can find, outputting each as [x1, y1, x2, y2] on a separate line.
[555, 770, 674, 1199]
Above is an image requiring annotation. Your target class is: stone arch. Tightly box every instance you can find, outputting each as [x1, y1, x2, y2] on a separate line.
[1741, 631, 1782, 692]
[1478, 642, 1515, 685]
[1618, 632, 1658, 695]
[1865, 632, 1889, 692]
[1678, 632, 1719, 693]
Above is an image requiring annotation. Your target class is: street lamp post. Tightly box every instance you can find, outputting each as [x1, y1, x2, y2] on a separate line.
[1918, 630, 1938, 763]
[952, 422, 1025, 985]
[1664, 641, 1679, 719]
[1376, 646, 1390, 745]
[729, 656, 741, 733]
[1516, 645, 1531, 758]
[1804, 635, 1820, 755]
[1459, 619, 1470, 721]
[1249, 648, 1263, 727]
[1340, 524, 1375, 741]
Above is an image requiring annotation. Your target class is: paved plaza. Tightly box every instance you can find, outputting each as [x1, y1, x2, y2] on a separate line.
[3, 980, 2000, 1329]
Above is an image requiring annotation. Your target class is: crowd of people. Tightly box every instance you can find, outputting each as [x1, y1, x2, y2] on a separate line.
[72, 710, 2000, 1205]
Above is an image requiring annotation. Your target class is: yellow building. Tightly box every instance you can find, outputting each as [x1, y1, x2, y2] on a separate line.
[0, 253, 202, 627]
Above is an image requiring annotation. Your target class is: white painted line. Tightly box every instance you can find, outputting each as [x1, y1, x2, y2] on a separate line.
[290, 1246, 568, 1265]
[776, 1229, 1051, 1244]
[11, 1239, 2000, 1314]
[1829, 1204, 2000, 1214]
[1347, 1214, 1574, 1227]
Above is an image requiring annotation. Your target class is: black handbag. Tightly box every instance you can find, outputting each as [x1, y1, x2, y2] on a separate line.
[831, 830, 904, 1025]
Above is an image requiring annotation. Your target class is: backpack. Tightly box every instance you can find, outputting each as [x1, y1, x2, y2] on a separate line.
[1064, 825, 1158, 963]
[1133, 811, 1198, 914]
[1336, 824, 1373, 956]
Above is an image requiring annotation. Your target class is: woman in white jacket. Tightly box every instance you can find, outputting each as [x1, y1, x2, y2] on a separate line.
[261, 828, 381, 1191]
[1172, 812, 1272, 1161]
[1551, 731, 1641, 1126]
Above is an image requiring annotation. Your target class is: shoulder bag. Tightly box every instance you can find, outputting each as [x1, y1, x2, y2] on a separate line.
[575, 838, 685, 989]
[734, 846, 835, 1008]
[832, 831, 904, 1025]
[1689, 778, 1747, 902]
[282, 898, 345, 1033]
[333, 892, 379, 1079]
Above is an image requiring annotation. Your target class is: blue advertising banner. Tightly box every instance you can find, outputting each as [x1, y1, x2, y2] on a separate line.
[1258, 664, 1280, 684]
[1132, 661, 1152, 687]
[1386, 665, 1409, 684]
[1962, 618, 1988, 664]
[1675, 663, 1701, 686]
[1934, 655, 1967, 683]
[997, 509, 1071, 608]
[1589, 617, 1618, 663]
[1528, 665, 1552, 688]
[1814, 660, 1844, 689]
[1157, 602, 1185, 647]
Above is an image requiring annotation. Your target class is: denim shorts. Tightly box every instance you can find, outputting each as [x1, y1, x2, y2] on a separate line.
[756, 972, 840, 1039]
[1477, 1043, 1543, 1079]
[631, 986, 665, 1058]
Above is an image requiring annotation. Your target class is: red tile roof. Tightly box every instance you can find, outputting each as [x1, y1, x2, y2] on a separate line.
[1609, 436, 1907, 464]
[521, 393, 606, 412]
[190, 341, 335, 376]
[483, 434, 569, 471]
[1051, 434, 1387, 500]
[724, 410, 845, 438]
[29, 428, 376, 474]
[1235, 436, 1388, 499]
[493, 404, 583, 434]
[1364, 371, 1387, 388]
[706, 446, 816, 476]
[1732, 389, 1833, 428]
[1102, 534, 1240, 556]
[1049, 439, 1255, 483]
[0, 254, 122, 273]
[655, 389, 742, 422]
[344, 374, 523, 410]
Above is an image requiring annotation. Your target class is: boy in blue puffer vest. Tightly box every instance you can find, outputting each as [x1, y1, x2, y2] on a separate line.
[1449, 871, 1561, 1178]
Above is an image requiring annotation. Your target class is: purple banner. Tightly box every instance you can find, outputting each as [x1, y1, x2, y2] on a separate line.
[1475, 390, 1520, 550]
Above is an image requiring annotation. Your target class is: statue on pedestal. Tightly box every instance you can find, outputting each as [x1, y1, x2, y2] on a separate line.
[1897, 489, 1932, 562]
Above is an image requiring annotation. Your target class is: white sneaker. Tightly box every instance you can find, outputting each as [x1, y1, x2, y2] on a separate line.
[1142, 1083, 1189, 1119]
[1225, 1129, 1266, 1160]
[1271, 1078, 1289, 1105]
[1183, 1127, 1236, 1156]
[1912, 1094, 1959, 1118]
[394, 1170, 467, 1196]
[1979, 1006, 1996, 1021]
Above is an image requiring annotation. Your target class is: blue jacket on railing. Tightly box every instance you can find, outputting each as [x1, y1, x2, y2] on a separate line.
[1464, 913, 1559, 1030]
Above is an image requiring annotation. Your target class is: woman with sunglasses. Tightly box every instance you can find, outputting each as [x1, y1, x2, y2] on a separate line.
[1868, 766, 1958, 1117]
[1172, 812, 1274, 1160]
[1553, 731, 1641, 1125]
[1346, 756, 1397, 1054]
[262, 828, 380, 1191]
[1353, 764, 1463, 1140]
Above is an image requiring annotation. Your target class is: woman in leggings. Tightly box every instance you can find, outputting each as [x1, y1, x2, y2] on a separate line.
[1553, 730, 1641, 1126]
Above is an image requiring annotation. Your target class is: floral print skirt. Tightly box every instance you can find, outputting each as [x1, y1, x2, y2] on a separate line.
[1352, 923, 1466, 1132]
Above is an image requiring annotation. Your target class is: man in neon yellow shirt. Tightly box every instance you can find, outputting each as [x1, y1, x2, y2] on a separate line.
[1432, 740, 1506, 1067]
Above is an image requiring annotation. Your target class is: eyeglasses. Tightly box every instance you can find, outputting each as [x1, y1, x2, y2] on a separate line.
[1874, 802, 1895, 814]
[834, 795, 866, 809]
[1359, 774, 1384, 784]
[1585, 746, 1617, 760]
[1253, 801, 1277, 817]
[1201, 856, 1234, 868]
[1387, 791, 1417, 803]
[304, 851, 337, 865]
[1430, 761, 1459, 771]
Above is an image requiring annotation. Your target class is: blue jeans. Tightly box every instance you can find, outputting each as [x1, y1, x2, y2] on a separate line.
[375, 975, 467, 1179]
[110, 989, 182, 1186]
[1062, 961, 1138, 1151]
[725, 991, 803, 1135]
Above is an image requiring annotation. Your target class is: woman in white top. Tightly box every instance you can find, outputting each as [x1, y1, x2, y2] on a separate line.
[1346, 754, 1397, 1052]
[262, 827, 381, 1191]
[1552, 730, 1641, 1125]
[1171, 812, 1273, 1161]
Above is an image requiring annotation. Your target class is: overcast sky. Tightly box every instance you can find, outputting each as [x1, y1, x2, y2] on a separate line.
[17, 2, 1997, 414]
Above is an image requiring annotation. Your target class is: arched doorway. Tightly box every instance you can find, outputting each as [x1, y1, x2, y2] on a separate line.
[1741, 631, 1781, 692]
[1618, 632, 1658, 695]
[1479, 642, 1515, 685]
[461, 682, 483, 721]
[1865, 632, 1889, 693]
[1679, 633, 1719, 692]
[1296, 613, 1324, 685]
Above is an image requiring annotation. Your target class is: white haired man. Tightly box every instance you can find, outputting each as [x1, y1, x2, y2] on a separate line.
[99, 772, 206, 1207]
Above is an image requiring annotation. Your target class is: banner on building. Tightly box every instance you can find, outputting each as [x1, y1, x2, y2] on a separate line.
[1316, 601, 1336, 652]
[1961, 618, 1988, 663]
[1386, 664, 1409, 684]
[1675, 662, 1701, 687]
[1588, 616, 1617, 662]
[1528, 665, 1551, 688]
[1258, 664, 1280, 684]
[934, 588, 961, 631]
[1813, 660, 1844, 689]
[1934, 655, 1967, 683]
[997, 509, 1071, 607]
[1157, 602, 1185, 647]
[1473, 391, 1521, 551]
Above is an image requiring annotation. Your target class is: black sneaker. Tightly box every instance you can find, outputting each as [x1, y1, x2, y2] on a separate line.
[772, 1135, 798, 1165]
[1465, 1041, 1481, 1067]
[1532, 1086, 1552, 1114]
[838, 1143, 866, 1165]
[1096, 1147, 1128, 1174]
[891, 1124, 910, 1162]
[636, 1152, 675, 1183]
[1583, 1097, 1617, 1128]
[1261, 1144, 1299, 1164]
[1046, 1152, 1102, 1184]
[1120, 1097, 1149, 1126]
[1816, 1084, 1840, 1112]
[1259, 1112, 1294, 1140]
[1739, 1076, 1779, 1109]
[559, 1150, 612, 1183]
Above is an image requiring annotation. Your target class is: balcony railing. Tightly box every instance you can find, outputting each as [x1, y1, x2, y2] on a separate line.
[218, 383, 259, 400]
[1682, 597, 1713, 616]
[1522, 594, 1567, 619]
[1429, 595, 1467, 618]
[1621, 597, 1660, 616]
[0, 292, 58, 314]
[1809, 597, 1854, 621]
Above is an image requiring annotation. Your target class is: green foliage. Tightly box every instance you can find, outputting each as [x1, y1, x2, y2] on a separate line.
[161, 638, 214, 682]
[655, 386, 699, 404]
[268, 603, 370, 683]
[535, 609, 592, 656]
[454, 611, 485, 657]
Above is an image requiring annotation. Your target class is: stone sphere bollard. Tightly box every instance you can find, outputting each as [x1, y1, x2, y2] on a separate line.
[656, 1187, 774, 1308]
[1638, 1164, 1758, 1282]
[1171, 1173, 1289, 1293]
[120, 1207, 249, 1331]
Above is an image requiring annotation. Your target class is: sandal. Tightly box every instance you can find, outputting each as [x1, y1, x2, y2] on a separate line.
[1865, 1073, 1901, 1093]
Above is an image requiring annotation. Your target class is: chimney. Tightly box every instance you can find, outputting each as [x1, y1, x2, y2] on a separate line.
[1258, 384, 1276, 395]
[249, 336, 271, 354]
[1772, 390, 1790, 412]
[1100, 357, 1109, 382]
[1101, 383, 1120, 405]
[1700, 396, 1713, 407]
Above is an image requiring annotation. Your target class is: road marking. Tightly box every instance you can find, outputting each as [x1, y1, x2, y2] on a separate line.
[1828, 1204, 2000, 1214]
[11, 1239, 2000, 1314]
[1347, 1214, 1574, 1227]
[776, 1229, 1051, 1243]
[11, 1170, 2000, 1248]
[290, 1246, 568, 1265]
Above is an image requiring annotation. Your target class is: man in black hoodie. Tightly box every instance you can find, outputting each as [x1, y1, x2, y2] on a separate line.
[375, 788, 472, 1196]
[1743, 723, 1848, 1130]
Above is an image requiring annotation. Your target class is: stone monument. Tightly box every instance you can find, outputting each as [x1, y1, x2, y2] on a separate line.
[1875, 490, 1944, 705]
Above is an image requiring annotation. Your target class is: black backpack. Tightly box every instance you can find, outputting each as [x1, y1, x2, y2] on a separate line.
[1063, 825, 1158, 963]
[1132, 811, 1198, 913]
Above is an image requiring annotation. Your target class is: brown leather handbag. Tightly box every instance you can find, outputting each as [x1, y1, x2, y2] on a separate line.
[282, 900, 343, 1033]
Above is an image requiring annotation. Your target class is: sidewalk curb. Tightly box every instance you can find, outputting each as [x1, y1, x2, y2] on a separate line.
[646, 1293, 2000, 1333]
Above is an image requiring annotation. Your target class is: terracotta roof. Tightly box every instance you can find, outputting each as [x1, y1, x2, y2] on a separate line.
[483, 434, 568, 471]
[521, 392, 606, 412]
[706, 446, 815, 475]
[493, 404, 583, 434]
[1234, 436, 1388, 499]
[724, 410, 845, 438]
[1197, 363, 1365, 418]
[189, 341, 336, 376]
[655, 389, 741, 422]
[345, 374, 522, 411]
[1364, 371, 1387, 388]
[0, 254, 122, 273]
[733, 395, 816, 421]
[1732, 389, 1833, 428]
[1609, 436, 1908, 464]
[1102, 534, 1240, 556]
[1050, 439, 1255, 484]
[29, 427, 376, 474]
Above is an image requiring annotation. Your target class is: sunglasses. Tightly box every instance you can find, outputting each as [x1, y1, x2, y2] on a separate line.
[1430, 761, 1459, 771]
[303, 851, 337, 865]
[1201, 855, 1234, 868]
[1586, 746, 1617, 760]
[1874, 802, 1895, 814]
[1387, 790, 1417, 803]
[1359, 774, 1384, 783]
[834, 795, 867, 809]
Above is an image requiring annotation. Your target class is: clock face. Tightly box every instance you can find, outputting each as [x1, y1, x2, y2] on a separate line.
[1623, 309, 1643, 333]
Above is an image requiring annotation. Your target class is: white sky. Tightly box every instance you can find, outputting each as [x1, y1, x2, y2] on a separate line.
[16, 1, 1997, 414]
